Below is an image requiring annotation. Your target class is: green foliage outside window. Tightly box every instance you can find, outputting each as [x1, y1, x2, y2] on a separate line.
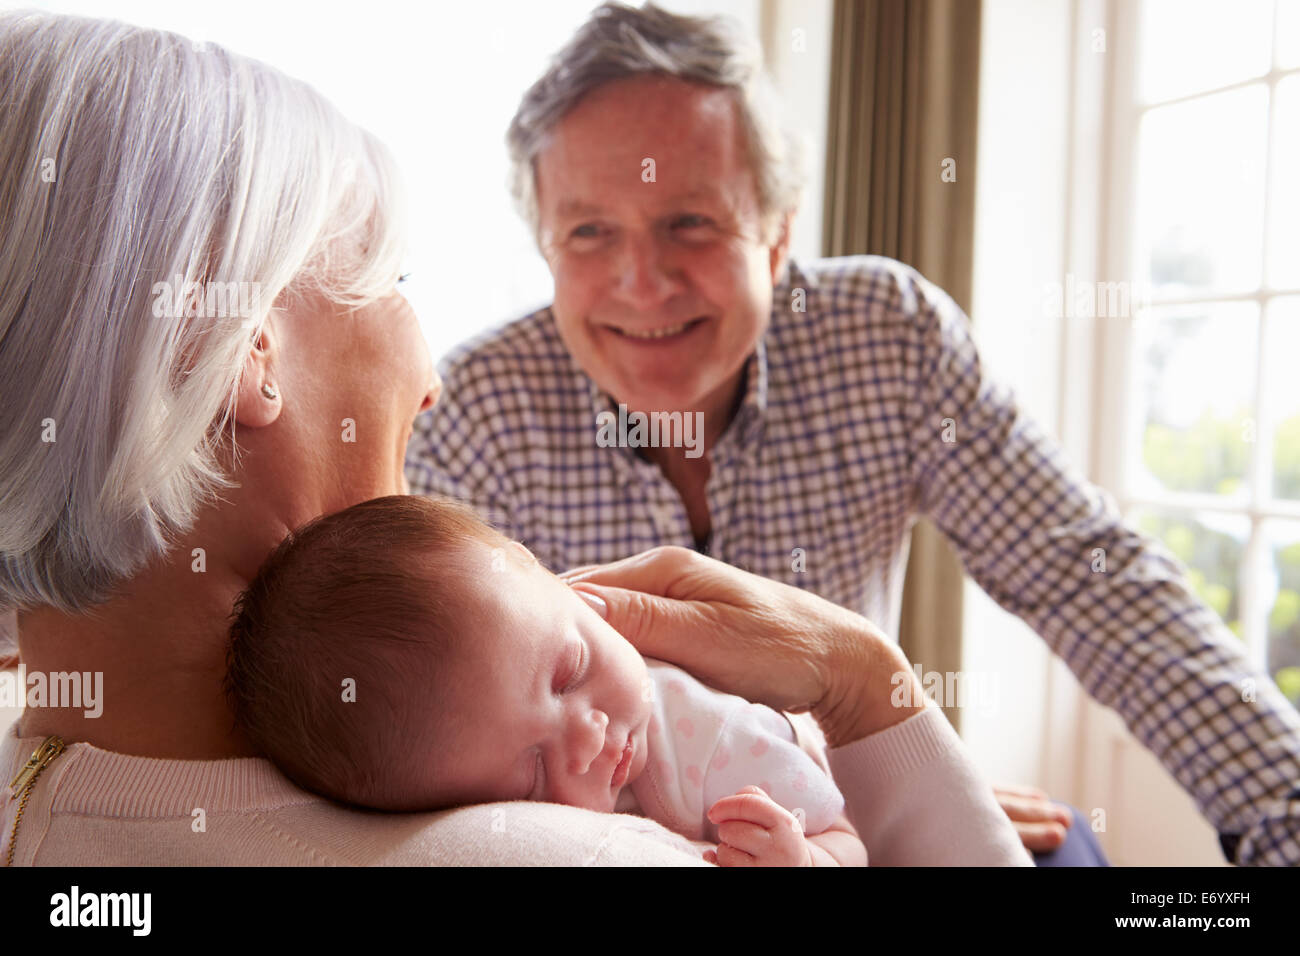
[1140, 409, 1300, 707]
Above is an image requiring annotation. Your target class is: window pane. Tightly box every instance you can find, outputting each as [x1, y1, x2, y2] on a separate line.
[1279, 0, 1300, 69]
[1132, 305, 1258, 500]
[1266, 521, 1300, 708]
[1268, 75, 1300, 288]
[1133, 510, 1249, 638]
[1139, 0, 1273, 103]
[1137, 88, 1268, 296]
[1266, 297, 1300, 500]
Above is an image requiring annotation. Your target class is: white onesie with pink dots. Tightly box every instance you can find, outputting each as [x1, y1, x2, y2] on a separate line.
[613, 657, 846, 843]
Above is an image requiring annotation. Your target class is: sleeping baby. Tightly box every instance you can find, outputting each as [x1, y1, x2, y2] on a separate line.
[224, 494, 867, 866]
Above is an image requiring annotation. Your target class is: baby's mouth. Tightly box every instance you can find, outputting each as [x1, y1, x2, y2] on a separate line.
[610, 733, 633, 788]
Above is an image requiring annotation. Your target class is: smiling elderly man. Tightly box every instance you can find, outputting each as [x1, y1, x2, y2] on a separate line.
[407, 1, 1300, 866]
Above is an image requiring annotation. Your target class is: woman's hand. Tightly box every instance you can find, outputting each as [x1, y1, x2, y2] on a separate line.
[563, 546, 927, 748]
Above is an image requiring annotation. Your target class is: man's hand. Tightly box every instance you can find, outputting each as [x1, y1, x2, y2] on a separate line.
[995, 783, 1072, 853]
[703, 785, 814, 867]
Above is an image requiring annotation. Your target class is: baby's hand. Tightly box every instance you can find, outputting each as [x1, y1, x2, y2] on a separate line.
[703, 784, 813, 867]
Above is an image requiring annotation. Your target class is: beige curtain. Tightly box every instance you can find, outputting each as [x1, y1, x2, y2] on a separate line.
[821, 0, 982, 730]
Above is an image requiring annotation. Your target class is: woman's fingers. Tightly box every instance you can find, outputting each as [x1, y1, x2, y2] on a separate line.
[560, 547, 682, 587]
[571, 581, 710, 661]
[571, 579, 800, 707]
[566, 548, 823, 710]
[566, 545, 927, 746]
[563, 546, 725, 601]
[559, 562, 602, 581]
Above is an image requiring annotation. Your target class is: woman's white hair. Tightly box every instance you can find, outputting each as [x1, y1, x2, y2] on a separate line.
[0, 11, 407, 613]
[506, 1, 806, 244]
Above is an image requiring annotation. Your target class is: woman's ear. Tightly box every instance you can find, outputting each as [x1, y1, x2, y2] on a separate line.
[234, 319, 283, 428]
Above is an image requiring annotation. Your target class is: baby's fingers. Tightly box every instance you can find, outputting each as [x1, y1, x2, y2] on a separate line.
[713, 842, 758, 867]
[715, 820, 776, 859]
[708, 785, 786, 827]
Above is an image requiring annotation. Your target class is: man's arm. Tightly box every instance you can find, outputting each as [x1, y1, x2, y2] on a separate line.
[898, 265, 1300, 865]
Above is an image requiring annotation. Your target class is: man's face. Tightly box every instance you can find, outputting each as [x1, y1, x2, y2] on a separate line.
[534, 74, 788, 418]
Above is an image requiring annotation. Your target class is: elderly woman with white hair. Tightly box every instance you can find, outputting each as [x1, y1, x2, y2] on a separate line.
[0, 9, 1030, 866]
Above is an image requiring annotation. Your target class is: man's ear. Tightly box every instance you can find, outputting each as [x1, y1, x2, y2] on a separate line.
[768, 208, 796, 284]
[234, 319, 283, 428]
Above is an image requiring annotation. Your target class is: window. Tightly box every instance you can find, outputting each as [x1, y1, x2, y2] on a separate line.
[1119, 0, 1300, 706]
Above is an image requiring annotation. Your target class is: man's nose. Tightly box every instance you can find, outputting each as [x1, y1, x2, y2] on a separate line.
[613, 234, 680, 309]
[568, 708, 611, 777]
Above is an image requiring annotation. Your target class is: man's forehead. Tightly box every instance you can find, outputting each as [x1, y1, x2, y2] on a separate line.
[539, 78, 746, 171]
[566, 73, 739, 129]
[554, 186, 732, 217]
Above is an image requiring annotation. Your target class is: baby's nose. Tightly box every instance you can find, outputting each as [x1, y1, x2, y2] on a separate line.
[572, 710, 610, 776]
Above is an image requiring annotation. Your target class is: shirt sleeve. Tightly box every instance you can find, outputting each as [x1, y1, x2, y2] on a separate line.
[897, 265, 1300, 866]
[701, 700, 845, 839]
[827, 704, 1033, 865]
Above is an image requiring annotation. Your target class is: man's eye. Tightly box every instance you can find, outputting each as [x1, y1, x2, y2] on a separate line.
[672, 215, 711, 230]
[571, 224, 603, 239]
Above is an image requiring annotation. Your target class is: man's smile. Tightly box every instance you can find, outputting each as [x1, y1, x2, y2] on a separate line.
[601, 316, 709, 342]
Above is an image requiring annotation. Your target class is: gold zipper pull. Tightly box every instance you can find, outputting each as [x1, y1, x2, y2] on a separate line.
[9, 736, 65, 795]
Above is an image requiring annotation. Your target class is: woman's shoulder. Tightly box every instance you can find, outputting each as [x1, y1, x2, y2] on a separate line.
[0, 725, 707, 866]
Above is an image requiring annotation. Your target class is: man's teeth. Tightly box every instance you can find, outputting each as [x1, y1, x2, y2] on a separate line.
[619, 320, 694, 339]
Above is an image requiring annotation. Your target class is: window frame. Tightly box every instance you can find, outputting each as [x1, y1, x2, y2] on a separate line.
[1096, 0, 1300, 678]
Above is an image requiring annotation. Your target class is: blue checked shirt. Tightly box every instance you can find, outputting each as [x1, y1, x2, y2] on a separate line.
[406, 255, 1300, 865]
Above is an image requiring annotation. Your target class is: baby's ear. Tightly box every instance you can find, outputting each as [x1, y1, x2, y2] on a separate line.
[507, 540, 539, 566]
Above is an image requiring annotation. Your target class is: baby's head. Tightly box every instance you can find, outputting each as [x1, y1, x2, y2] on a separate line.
[225, 494, 651, 813]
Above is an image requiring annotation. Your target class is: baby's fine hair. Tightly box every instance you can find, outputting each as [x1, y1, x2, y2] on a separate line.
[225, 494, 505, 809]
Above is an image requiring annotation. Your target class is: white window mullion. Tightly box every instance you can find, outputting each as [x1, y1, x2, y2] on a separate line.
[1241, 519, 1273, 672]
[1243, 1, 1283, 675]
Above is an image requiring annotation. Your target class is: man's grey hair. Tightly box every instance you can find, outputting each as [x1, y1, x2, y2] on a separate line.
[0, 11, 407, 613]
[506, 1, 806, 244]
